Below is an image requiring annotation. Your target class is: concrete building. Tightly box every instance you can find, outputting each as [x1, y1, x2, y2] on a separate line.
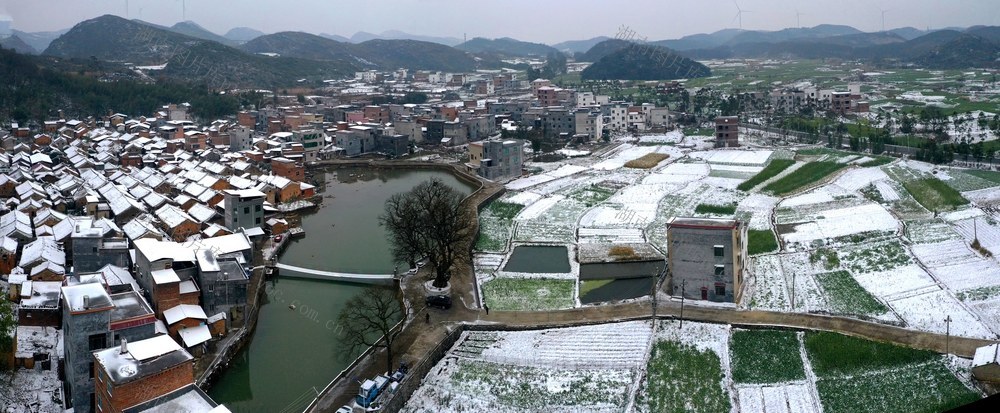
[574, 109, 605, 141]
[222, 189, 266, 231]
[291, 129, 324, 163]
[714, 116, 739, 148]
[229, 126, 253, 153]
[467, 139, 523, 180]
[93, 335, 195, 413]
[62, 283, 156, 413]
[973, 344, 1000, 384]
[665, 217, 747, 303]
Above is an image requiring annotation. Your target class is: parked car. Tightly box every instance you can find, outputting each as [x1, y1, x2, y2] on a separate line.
[425, 295, 452, 310]
[273, 234, 283, 242]
[335, 406, 352, 413]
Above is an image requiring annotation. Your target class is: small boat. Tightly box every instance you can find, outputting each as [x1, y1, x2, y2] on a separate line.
[289, 304, 296, 310]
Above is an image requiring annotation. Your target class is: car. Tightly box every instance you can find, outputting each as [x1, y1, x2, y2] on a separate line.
[335, 406, 352, 413]
[273, 234, 283, 242]
[425, 295, 452, 310]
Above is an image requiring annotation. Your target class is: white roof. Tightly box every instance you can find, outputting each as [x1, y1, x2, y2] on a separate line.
[178, 279, 198, 294]
[150, 268, 181, 285]
[974, 343, 1000, 367]
[134, 238, 196, 263]
[178, 325, 212, 347]
[128, 334, 183, 362]
[163, 304, 208, 325]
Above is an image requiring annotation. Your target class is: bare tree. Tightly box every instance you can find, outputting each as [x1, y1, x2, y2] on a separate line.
[337, 286, 404, 374]
[380, 178, 474, 288]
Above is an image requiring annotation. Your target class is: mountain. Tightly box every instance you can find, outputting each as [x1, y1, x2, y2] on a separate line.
[966, 26, 1000, 43]
[577, 39, 631, 62]
[44, 15, 356, 86]
[722, 24, 863, 46]
[889, 27, 930, 41]
[241, 31, 479, 71]
[223, 27, 265, 43]
[912, 33, 1000, 69]
[653, 29, 745, 51]
[169, 21, 236, 46]
[380, 30, 462, 46]
[350, 31, 381, 43]
[552, 36, 611, 53]
[455, 37, 561, 57]
[319, 33, 351, 43]
[0, 35, 38, 55]
[581, 44, 710, 81]
[10, 29, 68, 53]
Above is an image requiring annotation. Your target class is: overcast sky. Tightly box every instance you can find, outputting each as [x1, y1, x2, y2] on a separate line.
[2, 0, 999, 43]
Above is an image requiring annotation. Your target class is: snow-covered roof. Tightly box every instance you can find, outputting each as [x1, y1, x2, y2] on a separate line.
[94, 335, 193, 385]
[163, 304, 208, 325]
[134, 238, 196, 263]
[178, 325, 212, 347]
[61, 282, 113, 313]
[155, 204, 196, 228]
[150, 268, 181, 285]
[974, 344, 1000, 367]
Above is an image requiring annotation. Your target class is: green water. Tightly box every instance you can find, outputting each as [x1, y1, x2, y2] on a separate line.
[208, 167, 474, 413]
[503, 245, 571, 273]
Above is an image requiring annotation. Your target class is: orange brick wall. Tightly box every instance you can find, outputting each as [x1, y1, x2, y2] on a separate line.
[95, 360, 194, 413]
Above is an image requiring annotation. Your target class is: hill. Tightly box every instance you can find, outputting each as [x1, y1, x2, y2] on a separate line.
[0, 47, 244, 121]
[319, 33, 351, 43]
[456, 37, 561, 57]
[10, 29, 67, 53]
[169, 21, 236, 46]
[0, 35, 38, 55]
[376, 30, 463, 46]
[581, 44, 710, 81]
[653, 28, 745, 51]
[912, 34, 1000, 69]
[552, 36, 611, 53]
[241, 31, 479, 71]
[577, 39, 631, 62]
[44, 15, 356, 86]
[224, 27, 265, 43]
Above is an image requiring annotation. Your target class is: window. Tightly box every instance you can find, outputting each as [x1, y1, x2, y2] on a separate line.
[714, 265, 725, 276]
[88, 333, 106, 351]
[715, 283, 726, 297]
[89, 361, 95, 378]
[713, 245, 725, 257]
[243, 207, 250, 214]
[255, 217, 262, 225]
[255, 204, 262, 212]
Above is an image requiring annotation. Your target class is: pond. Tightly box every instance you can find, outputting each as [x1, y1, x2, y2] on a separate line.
[580, 277, 656, 305]
[208, 167, 475, 413]
[502, 245, 571, 273]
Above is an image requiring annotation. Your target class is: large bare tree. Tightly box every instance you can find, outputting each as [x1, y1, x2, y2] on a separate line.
[380, 178, 474, 288]
[337, 286, 404, 374]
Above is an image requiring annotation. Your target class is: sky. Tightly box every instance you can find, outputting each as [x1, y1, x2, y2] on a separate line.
[2, 0, 999, 43]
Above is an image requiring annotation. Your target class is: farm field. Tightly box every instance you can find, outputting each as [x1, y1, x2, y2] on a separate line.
[403, 322, 983, 412]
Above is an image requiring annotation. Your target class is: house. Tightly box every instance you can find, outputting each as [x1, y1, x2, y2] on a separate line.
[467, 139, 523, 181]
[665, 217, 747, 303]
[222, 189, 265, 231]
[92, 335, 196, 413]
[62, 283, 156, 413]
[194, 250, 249, 324]
[154, 205, 200, 241]
[270, 157, 304, 181]
[714, 116, 739, 148]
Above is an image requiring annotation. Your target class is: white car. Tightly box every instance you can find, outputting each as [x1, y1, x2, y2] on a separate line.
[335, 406, 352, 413]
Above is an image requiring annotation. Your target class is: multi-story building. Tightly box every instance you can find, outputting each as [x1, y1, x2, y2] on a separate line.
[538, 108, 575, 139]
[270, 157, 304, 181]
[574, 109, 605, 141]
[665, 217, 747, 303]
[222, 189, 265, 231]
[92, 335, 195, 413]
[291, 129, 324, 163]
[195, 249, 249, 322]
[468, 139, 523, 180]
[714, 116, 739, 148]
[62, 283, 156, 413]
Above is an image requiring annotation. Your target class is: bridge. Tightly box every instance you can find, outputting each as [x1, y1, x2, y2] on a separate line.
[275, 263, 396, 284]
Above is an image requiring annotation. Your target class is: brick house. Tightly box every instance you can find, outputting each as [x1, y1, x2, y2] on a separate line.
[666, 217, 748, 303]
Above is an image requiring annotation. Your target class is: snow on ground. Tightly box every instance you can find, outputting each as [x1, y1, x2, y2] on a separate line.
[506, 164, 589, 190]
[689, 149, 774, 166]
[781, 203, 899, 245]
[579, 183, 679, 228]
[854, 265, 937, 299]
[642, 162, 710, 185]
[736, 384, 820, 413]
[963, 187, 1000, 204]
[832, 167, 890, 192]
[874, 179, 901, 202]
[479, 321, 652, 369]
[516, 195, 564, 221]
[738, 194, 779, 230]
[2, 369, 64, 413]
[952, 216, 1000, 257]
[911, 240, 1000, 293]
[504, 191, 543, 206]
[886, 288, 996, 339]
[637, 130, 685, 145]
[592, 144, 676, 171]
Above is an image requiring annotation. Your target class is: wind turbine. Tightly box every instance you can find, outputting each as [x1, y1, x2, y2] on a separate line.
[733, 1, 752, 30]
[795, 9, 805, 28]
[879, 8, 890, 32]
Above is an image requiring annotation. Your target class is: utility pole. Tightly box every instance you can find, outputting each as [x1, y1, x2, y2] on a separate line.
[679, 279, 686, 329]
[944, 315, 953, 354]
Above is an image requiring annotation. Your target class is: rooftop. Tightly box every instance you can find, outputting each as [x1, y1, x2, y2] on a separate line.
[667, 217, 740, 230]
[110, 291, 155, 324]
[61, 282, 114, 314]
[94, 335, 193, 385]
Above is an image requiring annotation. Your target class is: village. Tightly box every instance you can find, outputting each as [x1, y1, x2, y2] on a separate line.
[0, 44, 999, 413]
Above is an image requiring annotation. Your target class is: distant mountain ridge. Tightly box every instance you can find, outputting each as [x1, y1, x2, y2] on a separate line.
[581, 40, 710, 80]
[456, 37, 561, 57]
[0, 35, 38, 54]
[223, 27, 266, 43]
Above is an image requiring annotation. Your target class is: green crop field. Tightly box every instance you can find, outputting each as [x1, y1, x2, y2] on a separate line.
[747, 229, 779, 255]
[763, 162, 846, 195]
[737, 159, 796, 191]
[902, 177, 969, 212]
[814, 271, 889, 316]
[729, 329, 805, 383]
[640, 340, 731, 413]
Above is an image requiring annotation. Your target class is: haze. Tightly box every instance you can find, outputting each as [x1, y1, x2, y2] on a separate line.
[2, 0, 999, 43]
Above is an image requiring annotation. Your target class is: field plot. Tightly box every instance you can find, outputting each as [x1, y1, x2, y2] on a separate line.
[730, 330, 805, 384]
[637, 130, 685, 145]
[690, 149, 774, 166]
[737, 159, 796, 191]
[480, 277, 576, 311]
[902, 177, 969, 212]
[402, 323, 651, 413]
[592, 144, 679, 171]
[736, 383, 819, 413]
[778, 202, 898, 246]
[475, 200, 525, 252]
[637, 320, 733, 413]
[506, 164, 590, 191]
[764, 162, 846, 195]
[737, 193, 779, 230]
[952, 215, 1000, 257]
[514, 195, 588, 243]
[804, 331, 982, 413]
[814, 271, 890, 316]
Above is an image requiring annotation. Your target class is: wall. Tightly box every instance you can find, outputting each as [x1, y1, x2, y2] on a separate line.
[579, 260, 665, 280]
[667, 226, 737, 302]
